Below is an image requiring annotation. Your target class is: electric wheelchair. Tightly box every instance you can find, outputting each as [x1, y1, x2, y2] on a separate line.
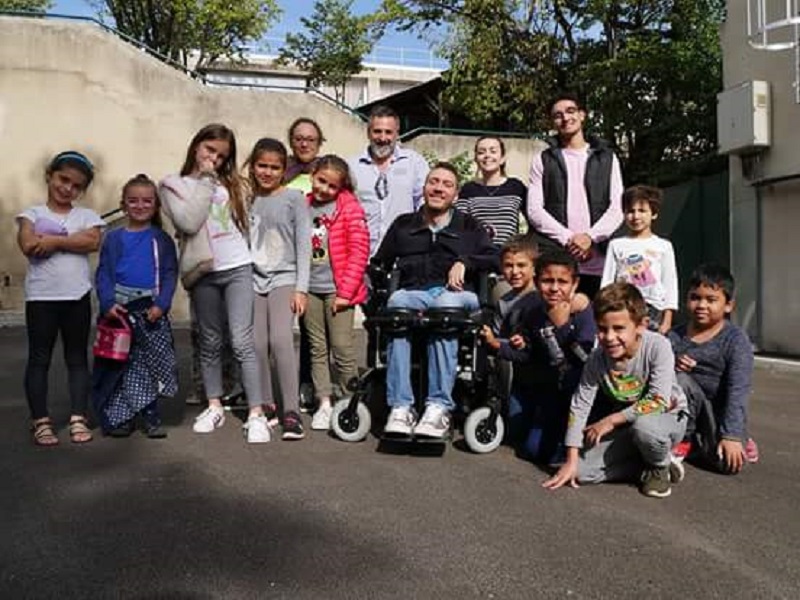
[329, 263, 505, 453]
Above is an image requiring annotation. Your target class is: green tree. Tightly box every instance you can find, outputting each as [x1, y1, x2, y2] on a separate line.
[96, 0, 281, 68]
[0, 0, 51, 10]
[374, 0, 726, 184]
[277, 0, 376, 102]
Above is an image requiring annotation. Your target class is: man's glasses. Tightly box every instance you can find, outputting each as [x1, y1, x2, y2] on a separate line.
[374, 172, 388, 201]
[551, 106, 580, 121]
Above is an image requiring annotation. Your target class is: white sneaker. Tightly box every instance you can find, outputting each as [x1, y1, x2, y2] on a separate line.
[243, 414, 272, 444]
[311, 403, 333, 430]
[193, 406, 225, 433]
[413, 404, 450, 438]
[384, 406, 416, 436]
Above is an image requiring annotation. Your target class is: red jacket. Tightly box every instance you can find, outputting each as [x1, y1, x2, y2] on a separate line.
[308, 189, 369, 305]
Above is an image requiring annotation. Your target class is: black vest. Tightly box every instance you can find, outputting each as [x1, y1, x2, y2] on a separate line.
[538, 137, 615, 249]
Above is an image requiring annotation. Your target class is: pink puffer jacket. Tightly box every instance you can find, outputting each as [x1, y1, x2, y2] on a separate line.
[308, 189, 369, 305]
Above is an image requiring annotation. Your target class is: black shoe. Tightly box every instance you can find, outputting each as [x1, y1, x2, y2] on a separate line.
[144, 424, 168, 439]
[109, 421, 134, 438]
[282, 410, 305, 441]
[640, 466, 672, 498]
[264, 403, 280, 428]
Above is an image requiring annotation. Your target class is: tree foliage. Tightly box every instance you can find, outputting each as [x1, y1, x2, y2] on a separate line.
[96, 0, 281, 68]
[277, 0, 376, 103]
[374, 0, 727, 183]
[0, 0, 51, 11]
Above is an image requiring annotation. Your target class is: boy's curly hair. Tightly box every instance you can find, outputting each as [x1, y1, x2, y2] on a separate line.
[593, 282, 647, 324]
[622, 185, 663, 216]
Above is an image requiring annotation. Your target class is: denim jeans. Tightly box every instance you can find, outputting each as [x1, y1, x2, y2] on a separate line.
[385, 288, 479, 412]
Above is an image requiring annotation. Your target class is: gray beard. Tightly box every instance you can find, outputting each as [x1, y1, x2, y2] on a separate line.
[369, 141, 395, 160]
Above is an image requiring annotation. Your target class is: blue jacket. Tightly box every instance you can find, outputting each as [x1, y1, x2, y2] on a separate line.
[95, 226, 178, 315]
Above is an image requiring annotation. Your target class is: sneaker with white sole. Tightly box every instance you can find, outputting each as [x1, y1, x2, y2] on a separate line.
[243, 414, 272, 443]
[384, 406, 416, 435]
[282, 411, 305, 441]
[311, 403, 333, 431]
[193, 406, 225, 433]
[412, 404, 450, 439]
[640, 466, 672, 498]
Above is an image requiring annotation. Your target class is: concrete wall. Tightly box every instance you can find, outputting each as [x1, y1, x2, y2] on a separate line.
[0, 16, 366, 317]
[0, 16, 544, 319]
[721, 3, 800, 353]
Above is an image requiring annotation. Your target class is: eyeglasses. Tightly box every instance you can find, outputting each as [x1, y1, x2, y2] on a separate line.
[551, 106, 580, 121]
[374, 172, 388, 201]
[292, 136, 320, 145]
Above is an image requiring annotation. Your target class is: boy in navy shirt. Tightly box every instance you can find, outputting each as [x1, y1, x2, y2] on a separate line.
[669, 264, 758, 473]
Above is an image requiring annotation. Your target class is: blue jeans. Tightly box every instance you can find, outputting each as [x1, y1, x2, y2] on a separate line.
[385, 289, 479, 412]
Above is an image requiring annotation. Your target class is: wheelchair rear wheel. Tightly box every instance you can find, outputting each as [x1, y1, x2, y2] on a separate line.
[463, 406, 504, 454]
[331, 398, 372, 442]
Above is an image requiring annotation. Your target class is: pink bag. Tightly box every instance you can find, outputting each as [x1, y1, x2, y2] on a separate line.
[93, 317, 132, 361]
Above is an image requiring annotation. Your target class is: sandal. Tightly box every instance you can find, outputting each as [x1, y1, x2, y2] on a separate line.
[69, 416, 93, 444]
[32, 418, 59, 447]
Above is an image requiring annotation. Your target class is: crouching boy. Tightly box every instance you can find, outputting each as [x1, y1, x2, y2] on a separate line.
[668, 264, 757, 474]
[543, 282, 687, 498]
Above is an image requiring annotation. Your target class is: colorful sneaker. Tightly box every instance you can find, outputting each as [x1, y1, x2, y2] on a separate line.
[311, 403, 333, 431]
[192, 406, 225, 433]
[668, 454, 685, 483]
[384, 406, 416, 436]
[264, 403, 280, 428]
[640, 466, 672, 498]
[745, 437, 760, 464]
[412, 404, 451, 439]
[282, 411, 305, 441]
[243, 414, 272, 444]
[671, 439, 692, 464]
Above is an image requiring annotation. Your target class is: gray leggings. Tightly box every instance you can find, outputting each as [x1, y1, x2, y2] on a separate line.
[254, 286, 299, 414]
[191, 264, 262, 408]
[577, 412, 687, 484]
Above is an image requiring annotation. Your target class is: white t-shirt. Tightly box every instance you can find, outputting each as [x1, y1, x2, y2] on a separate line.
[601, 235, 679, 311]
[17, 205, 105, 301]
[204, 182, 252, 272]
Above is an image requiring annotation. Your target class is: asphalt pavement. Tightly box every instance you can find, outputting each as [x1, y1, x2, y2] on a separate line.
[1, 326, 798, 599]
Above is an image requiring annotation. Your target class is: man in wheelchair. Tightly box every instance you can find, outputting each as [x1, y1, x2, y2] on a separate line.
[371, 162, 499, 439]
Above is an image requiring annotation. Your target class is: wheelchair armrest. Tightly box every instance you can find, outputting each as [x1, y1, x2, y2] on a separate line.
[477, 271, 499, 308]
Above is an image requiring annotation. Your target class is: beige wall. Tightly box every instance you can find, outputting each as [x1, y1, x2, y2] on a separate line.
[0, 16, 546, 320]
[406, 135, 547, 183]
[0, 17, 368, 316]
[721, 3, 800, 353]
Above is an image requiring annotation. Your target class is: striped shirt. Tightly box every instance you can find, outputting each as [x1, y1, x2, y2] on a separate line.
[456, 178, 528, 246]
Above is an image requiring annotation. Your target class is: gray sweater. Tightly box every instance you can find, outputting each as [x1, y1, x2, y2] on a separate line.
[566, 330, 687, 448]
[249, 188, 311, 294]
[668, 321, 753, 440]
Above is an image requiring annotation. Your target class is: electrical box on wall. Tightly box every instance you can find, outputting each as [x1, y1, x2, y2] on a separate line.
[717, 81, 771, 154]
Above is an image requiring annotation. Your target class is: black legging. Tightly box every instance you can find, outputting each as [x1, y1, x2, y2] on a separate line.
[24, 294, 91, 420]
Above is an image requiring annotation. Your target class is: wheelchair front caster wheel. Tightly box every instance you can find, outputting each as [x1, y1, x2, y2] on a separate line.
[331, 398, 371, 442]
[463, 406, 504, 454]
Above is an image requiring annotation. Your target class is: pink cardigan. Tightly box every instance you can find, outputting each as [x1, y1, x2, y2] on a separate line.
[308, 189, 369, 305]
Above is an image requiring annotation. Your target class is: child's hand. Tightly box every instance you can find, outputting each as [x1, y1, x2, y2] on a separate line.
[291, 292, 307, 316]
[542, 458, 580, 490]
[584, 417, 614, 447]
[331, 297, 350, 315]
[106, 304, 128, 321]
[676, 354, 697, 372]
[146, 305, 163, 323]
[480, 325, 500, 351]
[718, 439, 745, 474]
[32, 235, 58, 257]
[447, 261, 466, 291]
[197, 157, 218, 177]
[570, 293, 590, 313]
[509, 333, 527, 349]
[547, 301, 571, 327]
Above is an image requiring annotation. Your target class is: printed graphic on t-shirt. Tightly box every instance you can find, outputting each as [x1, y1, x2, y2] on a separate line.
[621, 253, 657, 287]
[602, 370, 668, 415]
[207, 186, 234, 239]
[311, 214, 332, 263]
[250, 212, 288, 271]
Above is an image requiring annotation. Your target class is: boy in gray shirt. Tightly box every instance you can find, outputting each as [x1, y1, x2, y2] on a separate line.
[543, 282, 687, 498]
